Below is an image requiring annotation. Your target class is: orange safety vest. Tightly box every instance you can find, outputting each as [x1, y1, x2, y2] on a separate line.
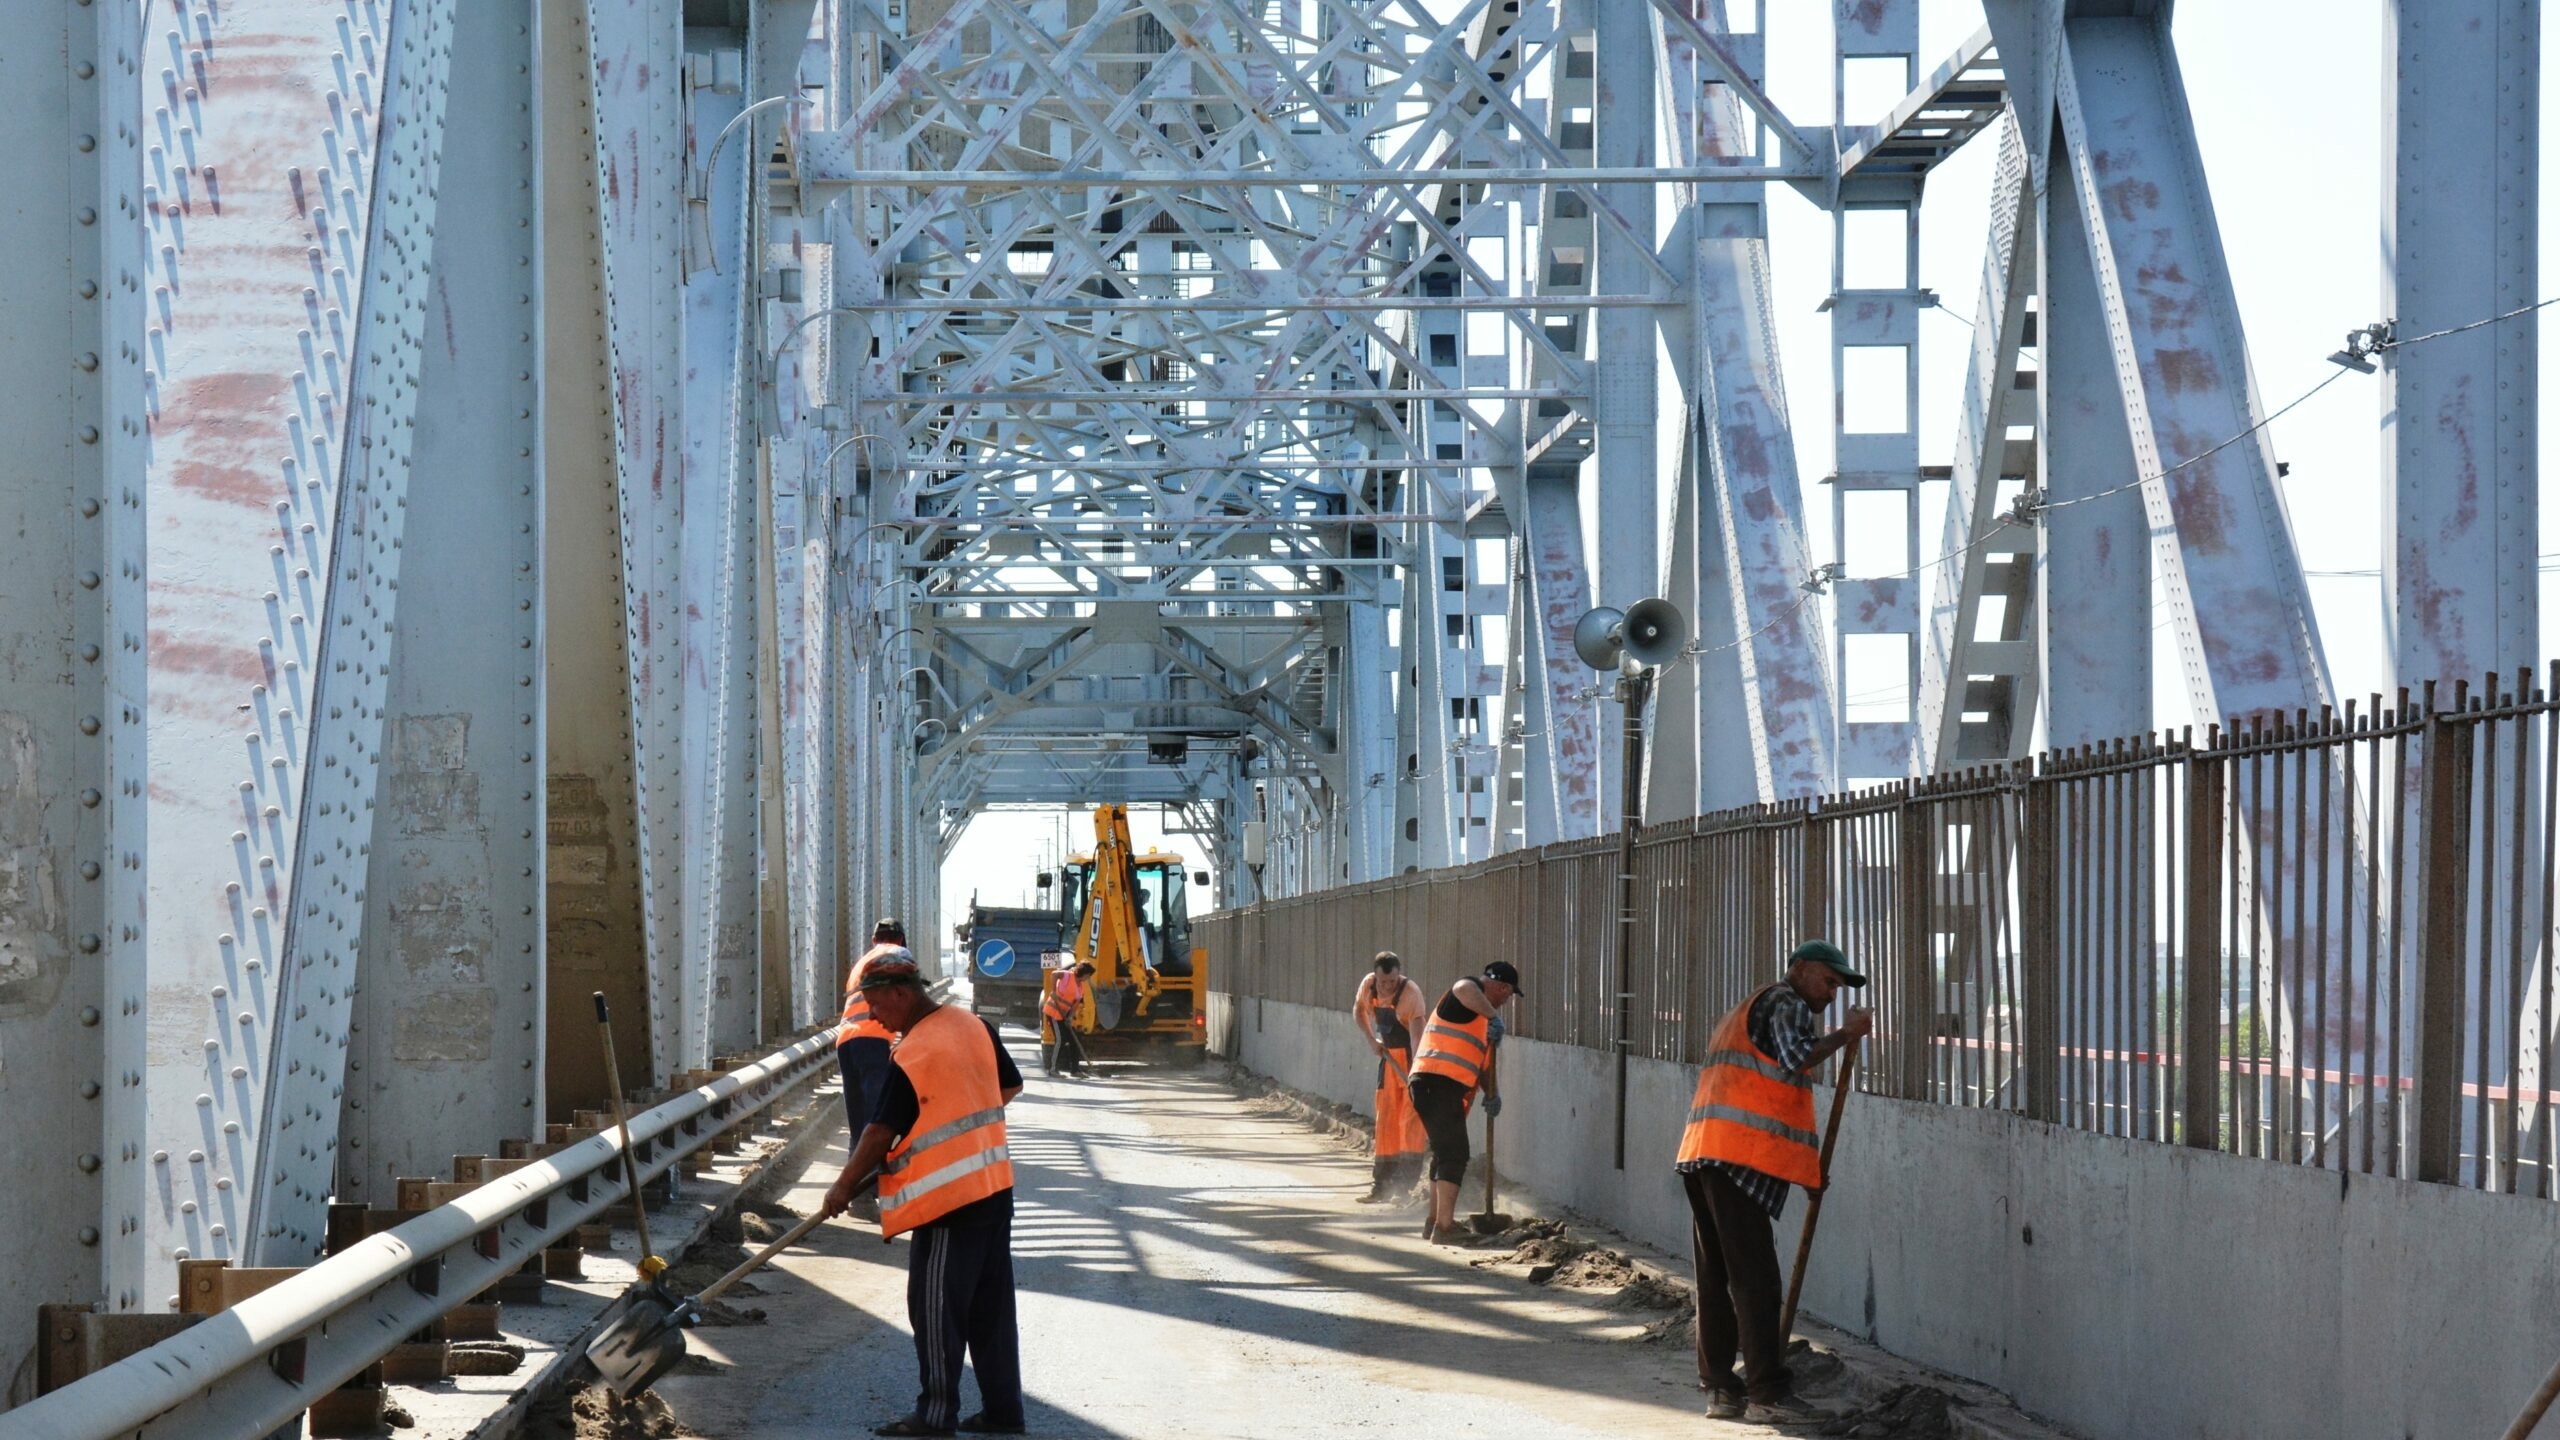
[836, 944, 903, 1045]
[879, 1006, 1015, 1237]
[1409, 997, 1491, 1094]
[1042, 971, 1082, 1025]
[1674, 985, 1823, 1189]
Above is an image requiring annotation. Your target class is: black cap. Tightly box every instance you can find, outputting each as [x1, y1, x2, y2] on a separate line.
[1481, 960, 1523, 994]
[857, 952, 925, 990]
[1789, 939, 1866, 988]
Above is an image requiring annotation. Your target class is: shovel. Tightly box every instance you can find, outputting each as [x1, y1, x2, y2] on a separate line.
[586, 1204, 836, 1396]
[1778, 1037, 1860, 1341]
[1469, 1053, 1514, 1235]
[583, 992, 674, 1396]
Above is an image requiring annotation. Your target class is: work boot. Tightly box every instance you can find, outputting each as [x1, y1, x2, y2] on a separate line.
[1704, 1390, 1746, 1421]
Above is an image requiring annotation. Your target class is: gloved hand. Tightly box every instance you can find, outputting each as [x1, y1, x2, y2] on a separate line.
[1486, 1014, 1507, 1047]
[1482, 1089, 1503, 1119]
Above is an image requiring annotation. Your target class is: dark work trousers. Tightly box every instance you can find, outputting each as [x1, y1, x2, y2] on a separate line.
[906, 1217, 1025, 1432]
[1683, 1166, 1790, 1404]
[838, 1036, 894, 1131]
[1408, 1072, 1473, 1185]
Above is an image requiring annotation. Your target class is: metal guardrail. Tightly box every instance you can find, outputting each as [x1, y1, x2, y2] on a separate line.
[2, 1031, 837, 1440]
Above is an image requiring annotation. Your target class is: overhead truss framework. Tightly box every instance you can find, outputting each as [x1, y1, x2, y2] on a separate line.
[818, 0, 1839, 894]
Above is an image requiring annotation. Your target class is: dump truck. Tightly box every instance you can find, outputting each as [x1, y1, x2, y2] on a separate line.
[961, 895, 1064, 1031]
[1039, 803, 1209, 1058]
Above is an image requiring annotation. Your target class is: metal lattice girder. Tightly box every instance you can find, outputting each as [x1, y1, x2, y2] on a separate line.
[2383, 0, 2538, 689]
[585, 0, 691, 1080]
[113, 0, 417, 1309]
[335, 1, 545, 1222]
[0, 0, 144, 1359]
[249, 0, 463, 1269]
[1915, 116, 2044, 769]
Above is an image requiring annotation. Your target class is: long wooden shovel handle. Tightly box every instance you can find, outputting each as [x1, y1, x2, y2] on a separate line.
[694, 1208, 833, 1306]
[1779, 1037, 1860, 1341]
[2502, 1350, 2560, 1439]
[593, 993, 657, 1270]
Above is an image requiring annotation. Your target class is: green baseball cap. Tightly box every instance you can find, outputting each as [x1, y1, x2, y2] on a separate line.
[1789, 939, 1866, 988]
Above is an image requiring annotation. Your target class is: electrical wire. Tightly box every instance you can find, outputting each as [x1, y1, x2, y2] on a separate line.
[1665, 290, 2560, 669]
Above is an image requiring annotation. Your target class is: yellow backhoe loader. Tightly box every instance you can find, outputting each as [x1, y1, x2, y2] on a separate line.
[1037, 804, 1209, 1060]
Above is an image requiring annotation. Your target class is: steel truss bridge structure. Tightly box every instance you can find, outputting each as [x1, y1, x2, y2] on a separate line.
[0, 0, 2541, 1431]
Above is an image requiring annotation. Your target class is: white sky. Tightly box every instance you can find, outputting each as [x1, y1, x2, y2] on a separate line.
[940, 0, 2555, 918]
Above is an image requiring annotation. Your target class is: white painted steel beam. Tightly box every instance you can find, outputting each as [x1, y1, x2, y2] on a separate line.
[250, 0, 463, 1267]
[2383, 0, 2539, 690]
[0, 0, 144, 1359]
[539, 0, 655, 1120]
[337, 1, 544, 1218]
[586, 0, 692, 1082]
[2037, 124, 2149, 748]
[679, 52, 762, 1064]
[2054, 17, 2333, 726]
[122, 0, 403, 1309]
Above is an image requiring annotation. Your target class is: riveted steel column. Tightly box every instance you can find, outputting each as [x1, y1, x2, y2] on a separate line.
[250, 0, 464, 1267]
[120, 0, 399, 1307]
[538, 0, 651, 1121]
[2383, 0, 2538, 691]
[337, 0, 543, 1216]
[1589, 0, 1658, 831]
[586, 0, 690, 1081]
[0, 0, 142, 1345]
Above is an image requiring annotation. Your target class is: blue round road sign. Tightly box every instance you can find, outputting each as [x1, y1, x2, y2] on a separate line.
[974, 938, 1018, 978]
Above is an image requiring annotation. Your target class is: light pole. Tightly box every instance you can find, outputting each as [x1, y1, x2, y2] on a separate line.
[1573, 598, 1687, 1170]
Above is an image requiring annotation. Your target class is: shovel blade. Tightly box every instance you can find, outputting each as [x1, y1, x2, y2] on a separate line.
[586, 1292, 688, 1397]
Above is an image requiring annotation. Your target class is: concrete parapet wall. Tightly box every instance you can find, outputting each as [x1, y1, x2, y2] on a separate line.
[1212, 993, 2560, 1440]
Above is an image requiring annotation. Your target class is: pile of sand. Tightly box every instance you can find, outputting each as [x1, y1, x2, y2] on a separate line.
[1815, 1383, 1963, 1439]
[520, 1382, 690, 1440]
[1469, 1218, 1689, 1310]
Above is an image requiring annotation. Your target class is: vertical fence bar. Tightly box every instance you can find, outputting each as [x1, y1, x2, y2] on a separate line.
[2185, 737, 2225, 1148]
[2023, 761, 2061, 1123]
[2414, 696, 2477, 1184]
[1897, 785, 1933, 1099]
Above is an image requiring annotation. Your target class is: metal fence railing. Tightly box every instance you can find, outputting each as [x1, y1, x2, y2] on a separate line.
[7, 1031, 837, 1440]
[1203, 668, 2560, 1197]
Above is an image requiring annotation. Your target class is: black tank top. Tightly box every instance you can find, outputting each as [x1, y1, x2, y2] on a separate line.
[1368, 975, 1413, 1048]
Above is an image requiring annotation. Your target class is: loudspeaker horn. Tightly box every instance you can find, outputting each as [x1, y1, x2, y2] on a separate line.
[1572, 606, 1626, 672]
[1622, 597, 1688, 667]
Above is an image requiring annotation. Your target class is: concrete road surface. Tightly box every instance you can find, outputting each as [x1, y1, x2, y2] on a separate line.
[653, 1034, 1754, 1439]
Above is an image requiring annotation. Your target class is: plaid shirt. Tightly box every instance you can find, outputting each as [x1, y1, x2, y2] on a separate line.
[1678, 984, 1820, 1219]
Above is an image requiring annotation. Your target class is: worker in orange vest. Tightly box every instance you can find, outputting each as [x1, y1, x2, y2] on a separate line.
[823, 954, 1027, 1438]
[1041, 961, 1095, 1077]
[1406, 960, 1520, 1243]
[839, 919, 910, 1127]
[1675, 939, 1871, 1424]
[1350, 951, 1427, 1203]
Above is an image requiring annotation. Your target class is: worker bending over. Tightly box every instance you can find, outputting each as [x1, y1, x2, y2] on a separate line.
[824, 955, 1027, 1438]
[1349, 951, 1427, 1203]
[1675, 939, 1871, 1424]
[1406, 960, 1520, 1243]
